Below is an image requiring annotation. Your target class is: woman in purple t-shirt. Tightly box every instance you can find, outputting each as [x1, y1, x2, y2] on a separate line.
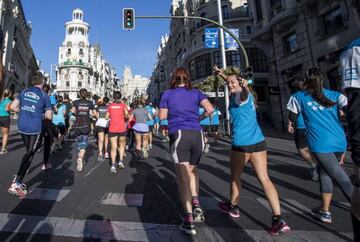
[159, 67, 213, 235]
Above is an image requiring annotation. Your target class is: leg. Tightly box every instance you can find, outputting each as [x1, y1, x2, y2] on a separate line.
[175, 163, 193, 215]
[97, 131, 105, 156]
[230, 150, 250, 205]
[1, 127, 9, 151]
[298, 147, 316, 167]
[43, 133, 51, 165]
[118, 136, 126, 162]
[142, 133, 149, 149]
[104, 133, 109, 153]
[135, 133, 141, 151]
[110, 136, 118, 165]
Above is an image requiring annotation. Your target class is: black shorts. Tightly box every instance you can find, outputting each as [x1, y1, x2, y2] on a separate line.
[108, 132, 127, 138]
[160, 125, 168, 131]
[169, 130, 204, 166]
[232, 140, 267, 153]
[0, 116, 10, 128]
[201, 125, 211, 133]
[96, 126, 109, 134]
[56, 125, 66, 135]
[294, 129, 308, 149]
[211, 125, 219, 132]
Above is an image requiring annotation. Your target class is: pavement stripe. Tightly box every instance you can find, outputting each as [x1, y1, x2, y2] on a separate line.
[26, 188, 71, 202]
[101, 193, 143, 207]
[0, 213, 353, 242]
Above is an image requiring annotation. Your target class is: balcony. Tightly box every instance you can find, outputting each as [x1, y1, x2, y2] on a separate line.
[195, 10, 250, 30]
[58, 61, 93, 74]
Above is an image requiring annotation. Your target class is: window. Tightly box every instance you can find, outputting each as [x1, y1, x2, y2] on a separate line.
[66, 81, 70, 87]
[79, 48, 84, 56]
[213, 51, 241, 67]
[246, 48, 268, 73]
[194, 53, 212, 79]
[79, 42, 85, 48]
[246, 26, 252, 34]
[66, 48, 71, 56]
[213, 51, 222, 67]
[255, 0, 263, 20]
[222, 6, 230, 19]
[322, 7, 344, 35]
[79, 28, 85, 35]
[254, 86, 266, 102]
[78, 81, 82, 87]
[284, 32, 298, 53]
[66, 41, 72, 47]
[78, 70, 84, 80]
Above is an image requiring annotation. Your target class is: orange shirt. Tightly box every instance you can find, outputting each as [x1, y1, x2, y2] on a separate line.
[107, 102, 126, 133]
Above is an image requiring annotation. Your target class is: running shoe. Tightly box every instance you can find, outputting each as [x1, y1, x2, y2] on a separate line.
[218, 201, 240, 218]
[110, 165, 116, 173]
[142, 147, 149, 158]
[77, 158, 83, 171]
[162, 139, 167, 142]
[0, 148, 8, 154]
[125, 145, 129, 151]
[193, 205, 205, 222]
[118, 161, 125, 169]
[203, 143, 210, 154]
[149, 144, 152, 150]
[41, 164, 51, 170]
[166, 136, 170, 142]
[179, 221, 196, 235]
[104, 153, 109, 159]
[312, 208, 332, 223]
[310, 167, 319, 181]
[269, 219, 291, 236]
[8, 182, 27, 198]
[98, 154, 104, 162]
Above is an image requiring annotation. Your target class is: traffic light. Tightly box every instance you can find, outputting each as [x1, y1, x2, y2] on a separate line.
[245, 66, 254, 85]
[123, 8, 135, 30]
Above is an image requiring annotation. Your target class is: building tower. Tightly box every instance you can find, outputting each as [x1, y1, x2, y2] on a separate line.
[56, 8, 93, 100]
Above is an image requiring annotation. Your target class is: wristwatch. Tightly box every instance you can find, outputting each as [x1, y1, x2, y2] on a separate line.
[350, 174, 360, 187]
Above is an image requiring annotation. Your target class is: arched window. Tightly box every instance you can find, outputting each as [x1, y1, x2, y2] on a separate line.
[78, 70, 83, 80]
[66, 81, 70, 87]
[79, 42, 85, 48]
[246, 47, 268, 73]
[79, 48, 84, 56]
[78, 81, 82, 87]
[66, 41, 72, 47]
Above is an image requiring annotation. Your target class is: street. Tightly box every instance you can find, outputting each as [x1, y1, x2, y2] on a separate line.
[0, 128, 354, 242]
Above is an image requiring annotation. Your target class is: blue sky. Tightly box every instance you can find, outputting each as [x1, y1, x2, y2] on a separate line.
[22, 0, 171, 79]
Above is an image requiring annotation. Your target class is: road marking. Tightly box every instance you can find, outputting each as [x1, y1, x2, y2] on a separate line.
[0, 213, 353, 241]
[101, 193, 143, 207]
[84, 159, 105, 178]
[26, 188, 71, 202]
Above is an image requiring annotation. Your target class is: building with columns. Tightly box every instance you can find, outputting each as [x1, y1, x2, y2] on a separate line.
[119, 66, 150, 103]
[0, 0, 38, 94]
[56, 9, 118, 100]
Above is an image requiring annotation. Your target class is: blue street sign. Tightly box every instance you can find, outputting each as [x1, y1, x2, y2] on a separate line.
[205, 28, 219, 48]
[225, 29, 239, 49]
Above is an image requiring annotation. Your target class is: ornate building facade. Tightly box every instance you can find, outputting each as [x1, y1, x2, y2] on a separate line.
[120, 66, 150, 103]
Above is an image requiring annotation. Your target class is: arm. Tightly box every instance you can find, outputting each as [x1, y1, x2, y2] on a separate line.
[5, 102, 11, 112]
[71, 106, 76, 114]
[44, 109, 53, 120]
[10, 99, 20, 113]
[105, 111, 110, 120]
[124, 107, 129, 120]
[158, 108, 168, 120]
[213, 65, 228, 82]
[200, 99, 214, 119]
[287, 119, 295, 134]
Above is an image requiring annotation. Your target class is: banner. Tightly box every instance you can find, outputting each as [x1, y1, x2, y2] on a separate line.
[225, 29, 239, 49]
[205, 28, 219, 48]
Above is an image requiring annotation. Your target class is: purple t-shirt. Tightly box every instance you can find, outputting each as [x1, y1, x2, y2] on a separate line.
[159, 87, 207, 134]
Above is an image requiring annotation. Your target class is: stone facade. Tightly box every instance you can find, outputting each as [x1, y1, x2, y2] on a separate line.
[56, 9, 118, 100]
[0, 0, 38, 94]
[119, 66, 150, 103]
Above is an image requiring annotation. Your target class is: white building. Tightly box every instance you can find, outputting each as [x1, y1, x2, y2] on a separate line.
[120, 66, 150, 103]
[56, 9, 117, 100]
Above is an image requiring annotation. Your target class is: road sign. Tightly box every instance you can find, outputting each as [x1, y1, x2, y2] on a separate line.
[225, 29, 239, 49]
[205, 28, 219, 48]
[123, 8, 135, 30]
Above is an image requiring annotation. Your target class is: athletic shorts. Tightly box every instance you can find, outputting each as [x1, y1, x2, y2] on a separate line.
[0, 116, 10, 128]
[232, 140, 266, 153]
[169, 130, 204, 166]
[211, 125, 219, 132]
[65, 117, 70, 129]
[56, 124, 66, 135]
[160, 125, 168, 131]
[148, 125, 154, 132]
[77, 135, 89, 151]
[294, 129, 308, 149]
[108, 132, 127, 138]
[96, 126, 109, 134]
[201, 125, 211, 133]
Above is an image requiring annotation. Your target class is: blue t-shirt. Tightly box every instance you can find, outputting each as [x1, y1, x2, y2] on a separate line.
[17, 87, 51, 135]
[0, 98, 11, 117]
[146, 105, 155, 126]
[199, 107, 210, 126]
[52, 104, 66, 126]
[211, 108, 220, 125]
[160, 119, 168, 126]
[287, 89, 347, 153]
[230, 93, 265, 146]
[159, 87, 207, 134]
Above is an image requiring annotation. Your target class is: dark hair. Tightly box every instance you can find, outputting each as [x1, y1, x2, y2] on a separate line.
[56, 96, 63, 109]
[122, 97, 127, 102]
[113, 91, 122, 101]
[170, 67, 192, 90]
[79, 88, 87, 99]
[292, 77, 305, 92]
[353, 0, 360, 15]
[64, 94, 69, 100]
[42, 84, 51, 93]
[304, 68, 336, 108]
[30, 71, 44, 86]
[103, 97, 109, 104]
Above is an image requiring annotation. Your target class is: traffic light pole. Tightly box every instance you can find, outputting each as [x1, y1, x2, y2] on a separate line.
[136, 15, 249, 136]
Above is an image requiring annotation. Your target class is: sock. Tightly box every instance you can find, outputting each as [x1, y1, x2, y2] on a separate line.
[192, 196, 200, 206]
[184, 213, 193, 223]
[272, 215, 282, 224]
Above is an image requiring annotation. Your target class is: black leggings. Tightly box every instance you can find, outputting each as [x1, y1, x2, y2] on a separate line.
[43, 121, 55, 165]
[16, 134, 42, 183]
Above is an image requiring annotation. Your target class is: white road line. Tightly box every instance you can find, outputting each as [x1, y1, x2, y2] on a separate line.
[101, 193, 143, 207]
[26, 188, 71, 202]
[84, 159, 105, 178]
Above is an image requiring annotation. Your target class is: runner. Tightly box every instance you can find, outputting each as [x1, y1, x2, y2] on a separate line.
[0, 89, 12, 154]
[106, 91, 128, 172]
[126, 102, 136, 151]
[287, 78, 318, 181]
[129, 98, 152, 159]
[199, 107, 211, 153]
[52, 96, 66, 151]
[145, 102, 156, 150]
[8, 71, 52, 198]
[95, 97, 109, 161]
[159, 67, 214, 235]
[62, 94, 72, 137]
[154, 107, 160, 135]
[287, 68, 353, 224]
[213, 66, 291, 235]
[71, 88, 94, 172]
[160, 118, 169, 142]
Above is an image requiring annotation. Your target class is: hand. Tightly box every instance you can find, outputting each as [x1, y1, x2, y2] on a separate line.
[288, 124, 294, 134]
[213, 65, 222, 76]
[352, 186, 360, 220]
[239, 78, 248, 87]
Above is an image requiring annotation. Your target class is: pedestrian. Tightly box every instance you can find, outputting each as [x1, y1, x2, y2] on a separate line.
[106, 91, 128, 172]
[340, 1, 360, 240]
[287, 68, 353, 224]
[71, 88, 94, 172]
[8, 71, 52, 198]
[154, 107, 160, 135]
[0, 89, 12, 154]
[126, 102, 136, 151]
[129, 98, 152, 159]
[287, 78, 318, 181]
[145, 102, 156, 150]
[62, 94, 72, 137]
[159, 67, 214, 235]
[213, 65, 290, 235]
[95, 97, 110, 161]
[52, 96, 66, 151]
[160, 118, 169, 142]
[199, 106, 211, 153]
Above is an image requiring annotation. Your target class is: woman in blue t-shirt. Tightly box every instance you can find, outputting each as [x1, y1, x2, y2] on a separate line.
[0, 89, 12, 154]
[287, 68, 353, 224]
[214, 66, 290, 236]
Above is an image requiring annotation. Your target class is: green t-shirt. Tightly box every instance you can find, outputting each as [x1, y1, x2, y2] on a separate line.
[0, 98, 11, 117]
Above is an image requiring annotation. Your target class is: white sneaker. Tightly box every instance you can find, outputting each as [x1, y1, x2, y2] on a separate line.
[77, 158, 83, 171]
[118, 162, 125, 169]
[111, 165, 116, 173]
[204, 144, 210, 153]
[41, 164, 51, 170]
[142, 147, 149, 158]
[149, 144, 152, 150]
[8, 182, 27, 198]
